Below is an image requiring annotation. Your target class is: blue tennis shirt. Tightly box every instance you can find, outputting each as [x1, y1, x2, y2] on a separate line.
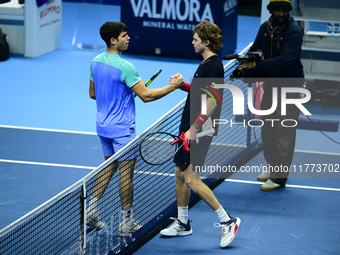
[90, 52, 141, 138]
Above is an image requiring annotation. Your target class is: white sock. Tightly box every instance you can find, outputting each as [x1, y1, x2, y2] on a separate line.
[178, 206, 188, 224]
[122, 208, 132, 222]
[88, 196, 98, 211]
[215, 205, 230, 223]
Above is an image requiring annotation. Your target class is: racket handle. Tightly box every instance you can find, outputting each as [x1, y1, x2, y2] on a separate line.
[196, 128, 215, 138]
[145, 69, 162, 87]
[135, 69, 162, 98]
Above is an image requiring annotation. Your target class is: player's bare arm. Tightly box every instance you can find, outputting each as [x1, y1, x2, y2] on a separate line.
[89, 79, 96, 100]
[131, 74, 184, 102]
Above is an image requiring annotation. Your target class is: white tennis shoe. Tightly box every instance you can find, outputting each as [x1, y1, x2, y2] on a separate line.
[215, 213, 241, 248]
[257, 170, 271, 181]
[118, 218, 142, 237]
[261, 179, 286, 191]
[160, 217, 193, 236]
[86, 208, 105, 230]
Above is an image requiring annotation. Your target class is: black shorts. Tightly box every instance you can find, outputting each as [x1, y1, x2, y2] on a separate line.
[173, 135, 213, 169]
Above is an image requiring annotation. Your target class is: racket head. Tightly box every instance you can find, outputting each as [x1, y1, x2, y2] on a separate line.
[139, 132, 177, 165]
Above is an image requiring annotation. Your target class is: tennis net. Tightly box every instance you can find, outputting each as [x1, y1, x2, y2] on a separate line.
[0, 43, 262, 255]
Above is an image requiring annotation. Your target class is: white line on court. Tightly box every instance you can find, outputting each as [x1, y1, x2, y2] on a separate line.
[2, 125, 340, 156]
[2, 125, 339, 156]
[2, 158, 339, 192]
[294, 149, 340, 157]
[0, 159, 95, 170]
[0, 125, 97, 135]
[224, 179, 340, 192]
[135, 170, 175, 177]
[211, 142, 246, 148]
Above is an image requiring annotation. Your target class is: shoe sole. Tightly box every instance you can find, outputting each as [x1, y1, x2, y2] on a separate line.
[86, 219, 105, 230]
[261, 183, 286, 191]
[118, 232, 131, 237]
[118, 226, 142, 237]
[87, 223, 105, 230]
[257, 171, 271, 182]
[160, 229, 193, 237]
[118, 230, 136, 237]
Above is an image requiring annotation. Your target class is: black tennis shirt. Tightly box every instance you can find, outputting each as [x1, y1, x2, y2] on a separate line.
[179, 55, 224, 133]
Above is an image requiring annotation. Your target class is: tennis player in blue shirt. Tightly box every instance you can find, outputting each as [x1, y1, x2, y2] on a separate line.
[87, 21, 183, 236]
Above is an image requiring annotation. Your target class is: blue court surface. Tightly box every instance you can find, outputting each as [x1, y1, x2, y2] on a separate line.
[1, 2, 340, 255]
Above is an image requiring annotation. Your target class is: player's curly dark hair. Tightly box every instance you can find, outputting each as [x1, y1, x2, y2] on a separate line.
[193, 20, 223, 53]
[100, 21, 128, 47]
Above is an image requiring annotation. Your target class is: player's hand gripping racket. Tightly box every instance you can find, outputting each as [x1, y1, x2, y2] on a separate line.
[135, 69, 162, 98]
[139, 128, 215, 165]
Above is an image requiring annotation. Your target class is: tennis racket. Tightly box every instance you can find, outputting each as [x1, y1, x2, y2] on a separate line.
[135, 69, 162, 98]
[139, 128, 215, 165]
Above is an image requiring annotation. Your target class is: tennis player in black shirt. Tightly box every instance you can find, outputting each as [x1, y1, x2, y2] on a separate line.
[160, 20, 241, 248]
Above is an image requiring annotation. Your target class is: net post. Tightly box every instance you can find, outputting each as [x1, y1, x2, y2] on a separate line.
[79, 180, 87, 254]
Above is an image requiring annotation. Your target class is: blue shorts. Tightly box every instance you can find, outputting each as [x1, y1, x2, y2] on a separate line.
[99, 130, 137, 161]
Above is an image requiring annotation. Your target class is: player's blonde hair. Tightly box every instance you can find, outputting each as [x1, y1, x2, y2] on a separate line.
[193, 20, 223, 53]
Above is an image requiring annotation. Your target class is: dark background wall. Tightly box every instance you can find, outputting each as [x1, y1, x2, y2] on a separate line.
[62, 0, 262, 17]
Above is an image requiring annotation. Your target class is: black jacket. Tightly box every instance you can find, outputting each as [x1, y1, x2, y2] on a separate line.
[250, 17, 304, 79]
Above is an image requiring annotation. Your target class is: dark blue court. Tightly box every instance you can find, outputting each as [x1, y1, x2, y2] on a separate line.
[1, 125, 339, 255]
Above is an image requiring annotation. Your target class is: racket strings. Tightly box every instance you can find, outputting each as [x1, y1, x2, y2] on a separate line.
[141, 133, 176, 165]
